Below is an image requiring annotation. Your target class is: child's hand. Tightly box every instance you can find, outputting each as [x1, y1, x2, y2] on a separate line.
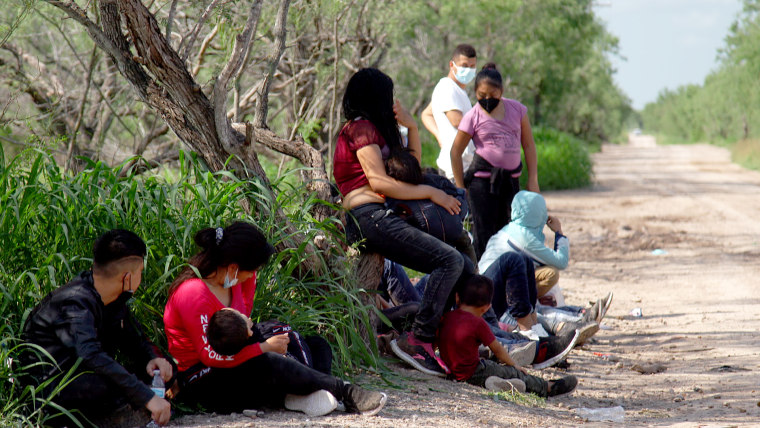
[262, 334, 289, 354]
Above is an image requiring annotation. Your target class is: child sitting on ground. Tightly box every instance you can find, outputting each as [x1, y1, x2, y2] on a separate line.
[384, 149, 477, 263]
[437, 275, 577, 397]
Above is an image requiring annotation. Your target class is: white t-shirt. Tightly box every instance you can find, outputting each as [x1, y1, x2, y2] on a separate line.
[431, 77, 476, 179]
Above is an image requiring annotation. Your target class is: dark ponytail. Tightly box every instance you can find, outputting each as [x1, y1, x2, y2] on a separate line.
[475, 62, 503, 91]
[169, 221, 275, 295]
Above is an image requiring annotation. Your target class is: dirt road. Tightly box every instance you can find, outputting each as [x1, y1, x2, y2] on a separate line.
[171, 137, 760, 427]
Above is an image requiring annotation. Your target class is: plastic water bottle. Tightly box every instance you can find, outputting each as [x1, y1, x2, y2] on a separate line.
[151, 370, 164, 398]
[576, 406, 625, 422]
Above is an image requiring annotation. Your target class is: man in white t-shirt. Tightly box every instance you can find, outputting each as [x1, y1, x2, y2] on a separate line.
[421, 44, 478, 179]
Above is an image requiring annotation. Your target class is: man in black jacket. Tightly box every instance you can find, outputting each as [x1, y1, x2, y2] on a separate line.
[22, 229, 172, 426]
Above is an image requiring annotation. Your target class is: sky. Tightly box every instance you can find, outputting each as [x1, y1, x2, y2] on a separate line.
[594, 0, 744, 110]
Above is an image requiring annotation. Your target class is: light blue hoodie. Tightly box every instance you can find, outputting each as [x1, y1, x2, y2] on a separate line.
[478, 191, 569, 272]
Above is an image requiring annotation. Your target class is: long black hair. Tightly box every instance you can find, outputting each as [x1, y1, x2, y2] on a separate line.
[342, 68, 403, 152]
[474, 62, 503, 91]
[169, 221, 275, 296]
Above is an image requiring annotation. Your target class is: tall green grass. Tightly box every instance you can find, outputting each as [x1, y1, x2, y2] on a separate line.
[0, 145, 380, 424]
[523, 127, 594, 191]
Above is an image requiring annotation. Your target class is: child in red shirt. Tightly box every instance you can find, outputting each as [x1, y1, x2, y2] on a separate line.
[437, 275, 577, 397]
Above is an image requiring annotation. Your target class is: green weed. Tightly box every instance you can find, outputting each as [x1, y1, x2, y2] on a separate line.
[523, 127, 594, 191]
[485, 389, 547, 408]
[0, 145, 381, 421]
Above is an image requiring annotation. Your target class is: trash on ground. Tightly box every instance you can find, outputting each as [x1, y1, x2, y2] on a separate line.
[651, 249, 667, 255]
[576, 406, 625, 422]
[630, 307, 643, 317]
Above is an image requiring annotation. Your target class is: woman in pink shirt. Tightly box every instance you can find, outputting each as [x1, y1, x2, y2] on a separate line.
[164, 222, 387, 416]
[450, 63, 540, 259]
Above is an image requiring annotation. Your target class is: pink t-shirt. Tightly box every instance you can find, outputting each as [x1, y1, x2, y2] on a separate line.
[458, 98, 527, 176]
[164, 275, 262, 372]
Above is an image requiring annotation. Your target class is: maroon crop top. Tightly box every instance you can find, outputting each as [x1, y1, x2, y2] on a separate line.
[333, 119, 390, 196]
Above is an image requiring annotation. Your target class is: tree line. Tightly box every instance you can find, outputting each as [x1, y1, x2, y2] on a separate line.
[641, 0, 759, 147]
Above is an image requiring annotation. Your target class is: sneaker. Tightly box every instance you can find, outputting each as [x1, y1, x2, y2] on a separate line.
[342, 384, 387, 416]
[484, 376, 527, 394]
[507, 341, 537, 367]
[548, 375, 578, 397]
[557, 321, 599, 346]
[284, 390, 338, 417]
[581, 300, 602, 324]
[390, 332, 449, 377]
[532, 329, 580, 370]
[599, 292, 614, 322]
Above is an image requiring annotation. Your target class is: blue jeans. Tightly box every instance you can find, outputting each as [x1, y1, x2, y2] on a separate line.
[348, 203, 471, 342]
[380, 259, 422, 305]
[482, 252, 537, 320]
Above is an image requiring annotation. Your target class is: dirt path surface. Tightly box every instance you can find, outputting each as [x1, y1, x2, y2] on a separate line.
[170, 137, 760, 427]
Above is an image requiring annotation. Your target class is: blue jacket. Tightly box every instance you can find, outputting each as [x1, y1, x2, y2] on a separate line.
[478, 190, 569, 272]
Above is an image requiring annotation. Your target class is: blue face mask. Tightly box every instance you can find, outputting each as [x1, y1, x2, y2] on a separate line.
[453, 63, 476, 85]
[223, 268, 239, 289]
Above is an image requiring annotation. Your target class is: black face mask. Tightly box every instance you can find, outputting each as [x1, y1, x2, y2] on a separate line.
[478, 97, 500, 113]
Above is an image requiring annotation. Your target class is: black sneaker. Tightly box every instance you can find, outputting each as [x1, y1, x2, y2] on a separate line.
[533, 330, 579, 369]
[390, 331, 449, 377]
[548, 375, 578, 397]
[343, 384, 388, 416]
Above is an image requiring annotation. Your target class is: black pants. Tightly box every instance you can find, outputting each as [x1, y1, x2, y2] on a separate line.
[347, 203, 474, 342]
[468, 175, 520, 259]
[178, 353, 346, 414]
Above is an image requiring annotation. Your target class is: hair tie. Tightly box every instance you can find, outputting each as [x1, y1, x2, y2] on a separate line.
[215, 227, 224, 246]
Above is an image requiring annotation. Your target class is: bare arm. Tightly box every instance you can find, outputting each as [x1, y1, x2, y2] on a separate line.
[420, 102, 439, 144]
[451, 130, 473, 189]
[445, 109, 463, 128]
[521, 114, 540, 193]
[488, 339, 528, 373]
[357, 145, 461, 215]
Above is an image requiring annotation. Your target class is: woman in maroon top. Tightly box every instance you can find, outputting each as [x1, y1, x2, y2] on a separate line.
[333, 68, 475, 377]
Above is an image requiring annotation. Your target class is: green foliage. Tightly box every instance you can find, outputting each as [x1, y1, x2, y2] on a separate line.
[642, 0, 760, 169]
[484, 389, 547, 407]
[521, 127, 594, 191]
[0, 145, 381, 420]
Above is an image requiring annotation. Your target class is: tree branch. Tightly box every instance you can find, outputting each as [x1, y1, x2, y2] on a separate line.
[179, 0, 223, 62]
[253, 0, 291, 128]
[213, 0, 263, 153]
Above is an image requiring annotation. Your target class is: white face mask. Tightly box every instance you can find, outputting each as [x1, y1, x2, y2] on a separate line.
[223, 267, 239, 289]
[453, 63, 477, 85]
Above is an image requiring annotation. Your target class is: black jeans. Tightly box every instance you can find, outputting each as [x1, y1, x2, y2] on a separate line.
[179, 353, 345, 414]
[468, 175, 520, 259]
[348, 203, 472, 342]
[483, 252, 537, 320]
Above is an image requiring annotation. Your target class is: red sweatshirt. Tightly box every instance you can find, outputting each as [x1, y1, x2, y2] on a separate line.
[164, 275, 262, 372]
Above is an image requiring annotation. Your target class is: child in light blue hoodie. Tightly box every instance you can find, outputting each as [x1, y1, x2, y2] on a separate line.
[479, 190, 568, 299]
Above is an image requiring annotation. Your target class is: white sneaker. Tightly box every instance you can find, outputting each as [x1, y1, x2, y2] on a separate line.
[484, 376, 527, 393]
[284, 390, 338, 417]
[508, 341, 537, 367]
